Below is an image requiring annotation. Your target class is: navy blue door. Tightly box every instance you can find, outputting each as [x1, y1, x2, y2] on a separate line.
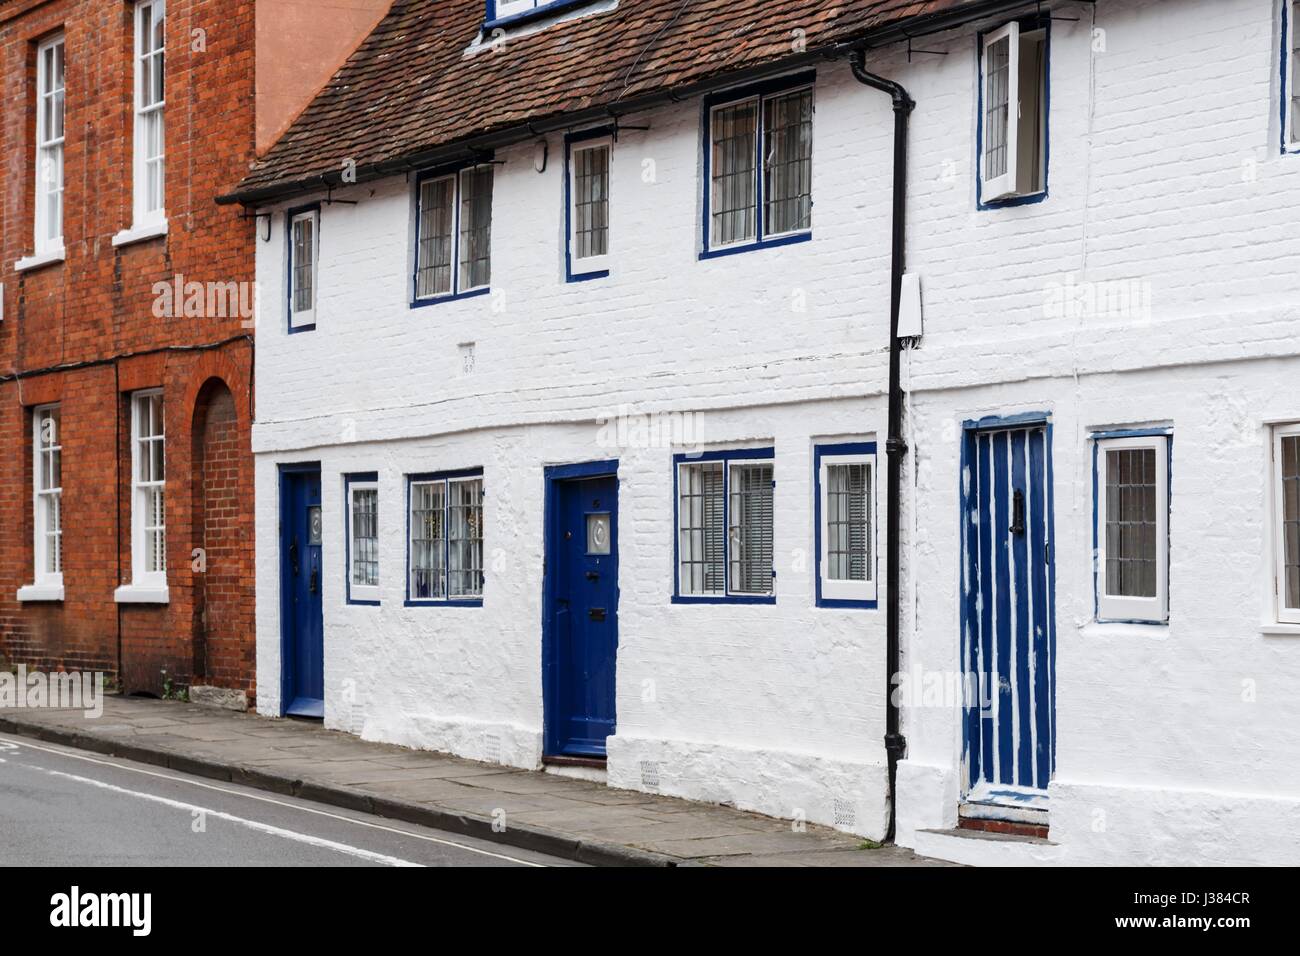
[281, 468, 324, 718]
[962, 425, 1055, 811]
[546, 473, 618, 757]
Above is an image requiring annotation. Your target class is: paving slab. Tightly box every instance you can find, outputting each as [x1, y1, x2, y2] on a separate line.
[0, 696, 952, 868]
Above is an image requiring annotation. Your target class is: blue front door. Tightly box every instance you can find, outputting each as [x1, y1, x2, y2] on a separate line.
[545, 471, 619, 757]
[281, 467, 324, 718]
[962, 424, 1056, 814]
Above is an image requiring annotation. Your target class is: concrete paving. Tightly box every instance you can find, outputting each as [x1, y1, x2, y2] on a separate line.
[0, 696, 949, 867]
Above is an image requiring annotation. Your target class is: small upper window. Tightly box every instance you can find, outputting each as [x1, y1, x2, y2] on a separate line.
[567, 133, 611, 279]
[288, 207, 318, 330]
[1272, 424, 1300, 624]
[979, 20, 1047, 205]
[35, 34, 65, 254]
[1095, 434, 1169, 623]
[132, 0, 166, 226]
[1284, 2, 1300, 151]
[413, 165, 493, 303]
[346, 475, 379, 605]
[705, 80, 813, 254]
[488, 1, 574, 25]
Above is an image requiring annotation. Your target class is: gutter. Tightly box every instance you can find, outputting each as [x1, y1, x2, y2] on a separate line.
[217, 0, 1034, 208]
[849, 50, 913, 845]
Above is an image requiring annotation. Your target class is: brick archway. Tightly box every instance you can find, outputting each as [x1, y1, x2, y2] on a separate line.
[189, 376, 250, 693]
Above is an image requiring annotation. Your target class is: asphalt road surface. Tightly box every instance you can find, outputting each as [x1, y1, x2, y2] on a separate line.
[0, 734, 576, 867]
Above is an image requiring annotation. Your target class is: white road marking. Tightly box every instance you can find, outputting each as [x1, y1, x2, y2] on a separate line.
[42, 766, 422, 866]
[0, 734, 545, 867]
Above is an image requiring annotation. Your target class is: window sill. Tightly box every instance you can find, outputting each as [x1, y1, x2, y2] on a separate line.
[699, 231, 811, 260]
[111, 220, 168, 248]
[114, 584, 170, 604]
[1259, 623, 1300, 636]
[482, 0, 602, 32]
[566, 268, 610, 284]
[14, 247, 66, 273]
[1080, 620, 1168, 640]
[672, 594, 776, 605]
[16, 583, 64, 602]
[978, 189, 1047, 210]
[410, 287, 491, 309]
[404, 599, 484, 608]
[816, 598, 879, 610]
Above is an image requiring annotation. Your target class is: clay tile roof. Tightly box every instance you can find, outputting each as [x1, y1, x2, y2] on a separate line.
[227, 0, 987, 204]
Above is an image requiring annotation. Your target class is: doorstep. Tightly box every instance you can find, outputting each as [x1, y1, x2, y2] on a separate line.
[915, 826, 1065, 867]
[0, 696, 948, 868]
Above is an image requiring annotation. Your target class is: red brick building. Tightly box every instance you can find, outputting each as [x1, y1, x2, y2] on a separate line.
[0, 0, 389, 703]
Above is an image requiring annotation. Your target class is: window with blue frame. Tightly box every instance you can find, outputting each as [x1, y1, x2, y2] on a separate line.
[674, 448, 775, 602]
[413, 164, 493, 305]
[565, 130, 611, 280]
[702, 74, 814, 257]
[287, 205, 318, 331]
[1092, 432, 1169, 624]
[1283, 1, 1300, 151]
[978, 18, 1048, 206]
[485, 0, 590, 28]
[346, 474, 379, 605]
[814, 443, 876, 608]
[407, 470, 484, 605]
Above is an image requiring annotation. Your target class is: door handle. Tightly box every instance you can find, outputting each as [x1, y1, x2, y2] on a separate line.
[1009, 489, 1025, 536]
[310, 569, 319, 595]
[586, 571, 600, 581]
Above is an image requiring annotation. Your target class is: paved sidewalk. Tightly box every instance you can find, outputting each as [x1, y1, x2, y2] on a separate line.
[0, 696, 948, 867]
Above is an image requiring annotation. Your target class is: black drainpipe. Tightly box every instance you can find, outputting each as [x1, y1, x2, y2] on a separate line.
[849, 50, 912, 843]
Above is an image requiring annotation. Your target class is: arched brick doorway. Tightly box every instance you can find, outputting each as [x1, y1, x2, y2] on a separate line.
[190, 378, 249, 695]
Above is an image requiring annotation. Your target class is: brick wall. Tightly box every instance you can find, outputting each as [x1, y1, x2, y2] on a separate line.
[0, 0, 257, 700]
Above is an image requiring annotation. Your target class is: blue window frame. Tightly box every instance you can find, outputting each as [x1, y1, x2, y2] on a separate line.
[484, 0, 591, 30]
[344, 472, 379, 605]
[564, 127, 613, 282]
[976, 15, 1050, 209]
[700, 72, 815, 259]
[411, 163, 494, 307]
[286, 203, 319, 333]
[405, 469, 485, 607]
[673, 447, 776, 604]
[1090, 428, 1172, 625]
[814, 442, 877, 609]
[1282, 1, 1300, 153]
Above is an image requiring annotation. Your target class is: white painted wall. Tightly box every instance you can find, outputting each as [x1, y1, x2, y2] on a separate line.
[254, 62, 896, 838]
[253, 0, 1300, 860]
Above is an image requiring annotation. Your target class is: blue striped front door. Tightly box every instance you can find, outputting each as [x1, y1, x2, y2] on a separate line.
[962, 424, 1056, 807]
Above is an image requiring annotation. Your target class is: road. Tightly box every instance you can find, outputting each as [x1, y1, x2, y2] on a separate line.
[0, 734, 576, 867]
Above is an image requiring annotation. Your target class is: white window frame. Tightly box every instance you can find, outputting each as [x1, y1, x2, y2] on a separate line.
[567, 134, 611, 276]
[981, 21, 1020, 203]
[818, 453, 876, 604]
[407, 474, 484, 604]
[675, 454, 775, 599]
[1286, 1, 1300, 151]
[1095, 434, 1168, 624]
[493, 0, 548, 20]
[413, 165, 493, 302]
[132, 0, 166, 229]
[347, 479, 380, 603]
[129, 389, 166, 590]
[34, 34, 65, 255]
[288, 207, 319, 329]
[32, 404, 63, 589]
[1272, 423, 1300, 624]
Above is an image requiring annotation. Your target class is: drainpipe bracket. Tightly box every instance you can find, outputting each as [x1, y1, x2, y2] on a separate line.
[885, 732, 908, 759]
[885, 437, 909, 458]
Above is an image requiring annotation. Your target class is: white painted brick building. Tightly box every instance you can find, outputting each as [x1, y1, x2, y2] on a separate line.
[234, 0, 1300, 865]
